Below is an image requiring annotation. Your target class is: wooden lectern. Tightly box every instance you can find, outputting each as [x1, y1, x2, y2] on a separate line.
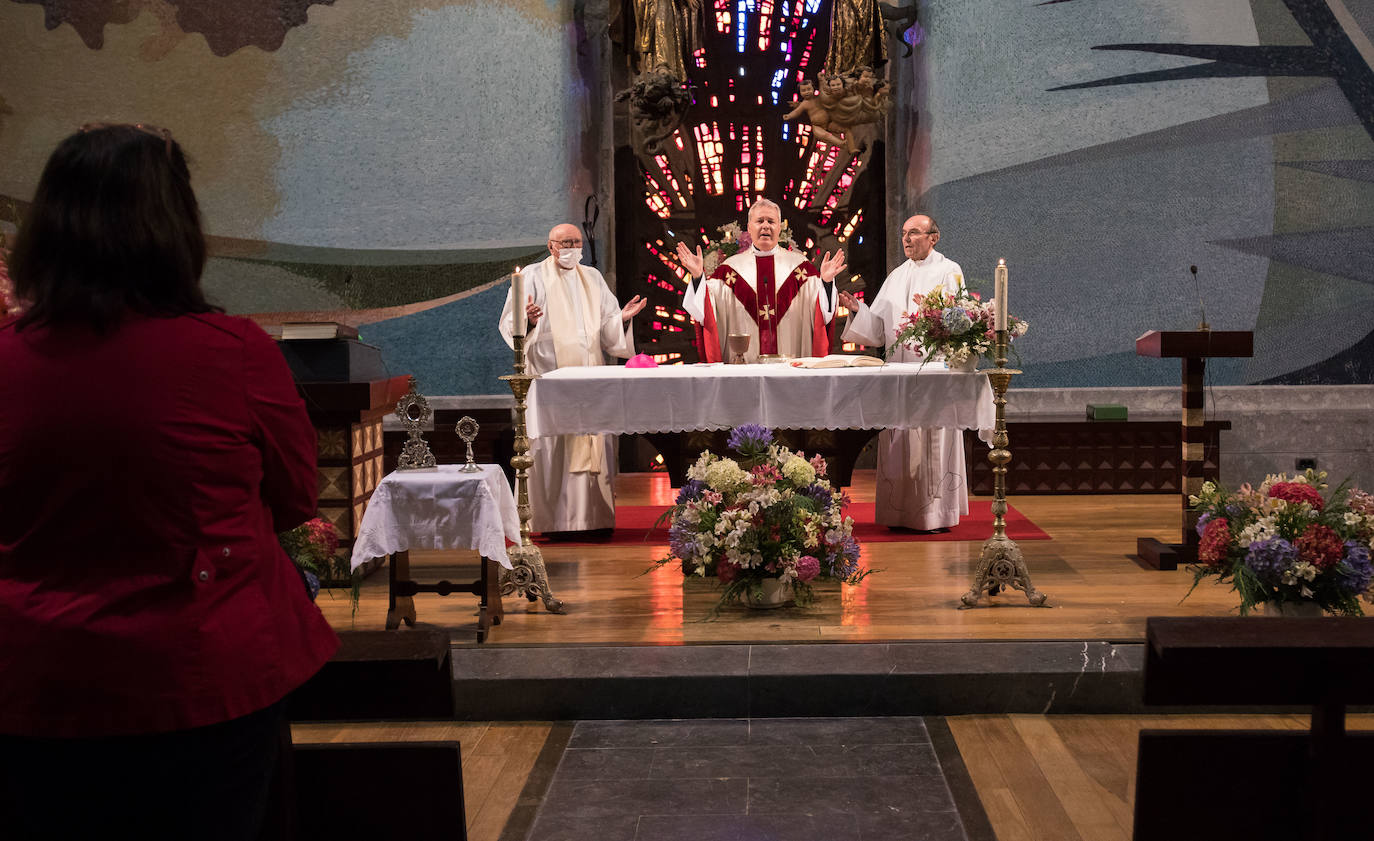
[1134, 330, 1252, 569]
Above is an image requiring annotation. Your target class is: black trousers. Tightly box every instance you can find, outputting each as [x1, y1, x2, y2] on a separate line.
[0, 700, 290, 841]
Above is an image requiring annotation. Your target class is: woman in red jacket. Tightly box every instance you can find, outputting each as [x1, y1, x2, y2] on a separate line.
[0, 124, 339, 840]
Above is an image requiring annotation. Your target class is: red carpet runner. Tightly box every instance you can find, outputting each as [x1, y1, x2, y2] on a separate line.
[539, 500, 1050, 545]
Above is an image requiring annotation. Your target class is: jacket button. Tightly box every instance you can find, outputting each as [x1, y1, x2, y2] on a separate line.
[198, 570, 210, 582]
[222, 547, 231, 557]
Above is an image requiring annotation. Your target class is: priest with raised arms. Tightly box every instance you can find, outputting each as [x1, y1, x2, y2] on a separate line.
[675, 198, 846, 363]
[499, 223, 646, 535]
[838, 213, 969, 532]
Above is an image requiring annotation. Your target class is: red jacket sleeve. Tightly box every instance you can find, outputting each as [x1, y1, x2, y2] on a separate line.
[243, 325, 318, 531]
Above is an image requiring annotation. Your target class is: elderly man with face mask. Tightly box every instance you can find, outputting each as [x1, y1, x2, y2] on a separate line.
[675, 198, 846, 363]
[499, 223, 646, 535]
[838, 213, 969, 532]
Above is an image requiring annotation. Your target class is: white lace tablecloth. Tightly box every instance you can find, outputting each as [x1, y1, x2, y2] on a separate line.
[526, 362, 995, 439]
[350, 464, 519, 571]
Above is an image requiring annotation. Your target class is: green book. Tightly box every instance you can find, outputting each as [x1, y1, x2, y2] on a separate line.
[1087, 403, 1128, 421]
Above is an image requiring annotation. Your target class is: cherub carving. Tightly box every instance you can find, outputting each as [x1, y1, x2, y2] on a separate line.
[782, 69, 890, 156]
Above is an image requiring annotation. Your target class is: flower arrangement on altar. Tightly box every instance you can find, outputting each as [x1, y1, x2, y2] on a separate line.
[1185, 469, 1374, 616]
[700, 219, 798, 277]
[654, 423, 870, 610]
[278, 517, 347, 604]
[889, 283, 1027, 368]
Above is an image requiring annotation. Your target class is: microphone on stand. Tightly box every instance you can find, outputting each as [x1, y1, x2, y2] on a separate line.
[1190, 265, 1210, 331]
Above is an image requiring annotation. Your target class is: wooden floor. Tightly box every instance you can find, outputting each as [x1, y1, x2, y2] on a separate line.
[293, 714, 1374, 841]
[317, 471, 1243, 643]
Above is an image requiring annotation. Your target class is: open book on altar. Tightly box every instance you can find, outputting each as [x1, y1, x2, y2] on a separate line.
[789, 354, 885, 369]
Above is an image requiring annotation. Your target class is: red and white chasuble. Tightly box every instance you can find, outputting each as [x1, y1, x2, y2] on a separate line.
[683, 247, 835, 363]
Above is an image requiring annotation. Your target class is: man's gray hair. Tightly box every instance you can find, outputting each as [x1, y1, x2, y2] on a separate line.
[748, 197, 781, 219]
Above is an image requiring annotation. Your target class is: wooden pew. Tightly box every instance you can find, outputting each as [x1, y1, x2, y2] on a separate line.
[1134, 617, 1374, 841]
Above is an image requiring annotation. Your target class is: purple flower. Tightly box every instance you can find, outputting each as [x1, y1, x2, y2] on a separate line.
[1245, 537, 1298, 583]
[1195, 512, 1212, 536]
[802, 483, 833, 507]
[675, 480, 706, 505]
[826, 535, 862, 580]
[667, 518, 701, 560]
[1338, 541, 1372, 595]
[727, 423, 773, 453]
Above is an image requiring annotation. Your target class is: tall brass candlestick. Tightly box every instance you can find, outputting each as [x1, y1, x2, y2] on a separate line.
[960, 327, 1047, 608]
[499, 334, 566, 614]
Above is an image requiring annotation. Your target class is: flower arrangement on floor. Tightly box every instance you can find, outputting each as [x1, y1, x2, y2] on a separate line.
[654, 423, 870, 610]
[889, 283, 1027, 368]
[700, 219, 798, 277]
[1186, 469, 1374, 616]
[278, 517, 348, 605]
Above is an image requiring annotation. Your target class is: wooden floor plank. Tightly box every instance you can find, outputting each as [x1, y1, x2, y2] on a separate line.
[977, 717, 1085, 841]
[1010, 715, 1130, 841]
[464, 724, 551, 841]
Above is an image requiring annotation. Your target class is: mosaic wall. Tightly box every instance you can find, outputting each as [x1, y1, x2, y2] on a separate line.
[1, 0, 1369, 392]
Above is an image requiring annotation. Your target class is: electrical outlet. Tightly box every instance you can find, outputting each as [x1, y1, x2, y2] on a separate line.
[1295, 458, 1317, 471]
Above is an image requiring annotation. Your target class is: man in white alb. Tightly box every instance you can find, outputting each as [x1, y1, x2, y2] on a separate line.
[499, 223, 647, 534]
[675, 198, 846, 362]
[839, 214, 969, 532]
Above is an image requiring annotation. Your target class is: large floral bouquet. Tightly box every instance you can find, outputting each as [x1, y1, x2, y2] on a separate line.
[701, 219, 798, 277]
[655, 424, 869, 609]
[890, 284, 1026, 367]
[1186, 470, 1374, 616]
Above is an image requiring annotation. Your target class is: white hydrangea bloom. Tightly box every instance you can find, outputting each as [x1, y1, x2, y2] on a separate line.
[781, 456, 816, 487]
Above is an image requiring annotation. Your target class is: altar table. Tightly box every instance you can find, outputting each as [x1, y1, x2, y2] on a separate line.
[526, 362, 996, 439]
[351, 464, 519, 639]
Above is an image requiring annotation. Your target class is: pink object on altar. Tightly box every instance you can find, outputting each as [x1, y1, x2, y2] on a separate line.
[625, 353, 658, 368]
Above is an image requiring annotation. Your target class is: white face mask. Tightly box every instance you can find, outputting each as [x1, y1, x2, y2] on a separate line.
[557, 248, 583, 269]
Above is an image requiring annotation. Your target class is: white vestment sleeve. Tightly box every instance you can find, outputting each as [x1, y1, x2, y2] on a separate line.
[682, 274, 709, 323]
[816, 280, 837, 324]
[595, 274, 636, 360]
[841, 300, 888, 347]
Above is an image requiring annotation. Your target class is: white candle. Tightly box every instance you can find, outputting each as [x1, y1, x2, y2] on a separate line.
[994, 259, 1008, 333]
[512, 266, 526, 337]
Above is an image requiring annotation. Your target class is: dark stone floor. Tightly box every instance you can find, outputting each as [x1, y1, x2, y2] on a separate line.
[521, 717, 987, 841]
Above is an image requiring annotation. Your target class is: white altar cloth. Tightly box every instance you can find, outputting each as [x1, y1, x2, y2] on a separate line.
[526, 362, 996, 439]
[350, 464, 519, 571]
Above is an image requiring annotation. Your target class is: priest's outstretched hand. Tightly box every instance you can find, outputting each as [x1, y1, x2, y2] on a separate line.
[621, 295, 647, 322]
[819, 249, 847, 283]
[675, 241, 705, 278]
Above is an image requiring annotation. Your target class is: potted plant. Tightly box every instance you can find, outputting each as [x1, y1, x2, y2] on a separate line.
[1186, 470, 1374, 616]
[655, 423, 870, 610]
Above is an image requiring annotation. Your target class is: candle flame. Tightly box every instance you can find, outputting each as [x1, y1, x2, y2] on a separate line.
[997, 258, 1005, 266]
[514, 265, 521, 274]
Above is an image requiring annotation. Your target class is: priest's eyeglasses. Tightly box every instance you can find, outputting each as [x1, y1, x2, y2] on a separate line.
[901, 229, 935, 240]
[549, 238, 583, 248]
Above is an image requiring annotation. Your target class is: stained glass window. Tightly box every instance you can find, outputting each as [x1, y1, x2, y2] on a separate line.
[617, 0, 886, 363]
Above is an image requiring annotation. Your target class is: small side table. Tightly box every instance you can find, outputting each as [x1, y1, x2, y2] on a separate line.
[351, 465, 519, 640]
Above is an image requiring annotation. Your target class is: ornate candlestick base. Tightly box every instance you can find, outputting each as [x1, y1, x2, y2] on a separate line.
[959, 339, 1048, 609]
[499, 338, 566, 615]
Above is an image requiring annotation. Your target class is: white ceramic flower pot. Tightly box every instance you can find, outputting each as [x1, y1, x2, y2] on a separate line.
[947, 356, 978, 373]
[747, 577, 794, 609]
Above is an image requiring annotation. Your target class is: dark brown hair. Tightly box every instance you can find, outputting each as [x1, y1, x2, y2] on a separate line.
[8, 123, 216, 332]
